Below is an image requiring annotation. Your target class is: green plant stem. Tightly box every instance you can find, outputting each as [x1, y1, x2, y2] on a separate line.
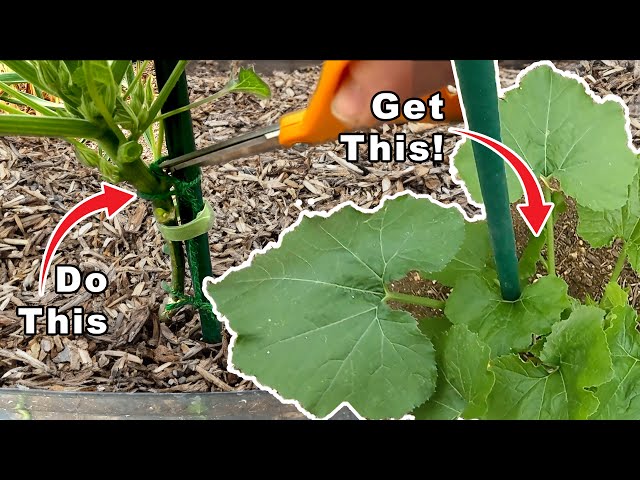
[384, 290, 446, 310]
[154, 120, 164, 159]
[0, 80, 56, 116]
[0, 102, 25, 115]
[149, 118, 183, 296]
[155, 59, 219, 343]
[608, 242, 628, 287]
[140, 61, 188, 135]
[0, 114, 104, 138]
[122, 60, 149, 99]
[168, 237, 186, 296]
[101, 130, 184, 295]
[543, 184, 556, 277]
[154, 87, 230, 123]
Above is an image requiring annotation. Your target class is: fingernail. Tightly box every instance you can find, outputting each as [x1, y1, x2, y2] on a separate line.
[331, 80, 364, 127]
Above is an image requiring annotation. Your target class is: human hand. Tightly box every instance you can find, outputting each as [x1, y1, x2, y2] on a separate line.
[330, 60, 455, 129]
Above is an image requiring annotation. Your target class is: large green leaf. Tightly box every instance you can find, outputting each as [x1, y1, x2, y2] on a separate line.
[445, 275, 569, 357]
[453, 63, 638, 210]
[205, 194, 466, 419]
[445, 275, 570, 356]
[577, 173, 640, 247]
[414, 323, 494, 420]
[577, 173, 640, 272]
[426, 221, 493, 287]
[486, 306, 612, 419]
[453, 140, 523, 204]
[592, 305, 640, 419]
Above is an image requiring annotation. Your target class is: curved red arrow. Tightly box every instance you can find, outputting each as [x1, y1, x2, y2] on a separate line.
[39, 182, 136, 297]
[450, 128, 554, 237]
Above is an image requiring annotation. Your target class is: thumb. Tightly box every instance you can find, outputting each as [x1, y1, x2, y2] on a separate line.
[330, 61, 454, 129]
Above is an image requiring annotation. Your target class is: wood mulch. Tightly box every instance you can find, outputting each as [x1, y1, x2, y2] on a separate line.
[1, 60, 639, 392]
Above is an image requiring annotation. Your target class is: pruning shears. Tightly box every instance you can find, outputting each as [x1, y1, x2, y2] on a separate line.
[159, 60, 462, 172]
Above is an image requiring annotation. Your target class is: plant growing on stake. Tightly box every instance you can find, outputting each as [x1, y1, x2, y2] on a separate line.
[0, 60, 270, 342]
[205, 61, 640, 420]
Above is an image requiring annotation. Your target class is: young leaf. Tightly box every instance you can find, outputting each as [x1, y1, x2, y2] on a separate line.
[600, 282, 630, 311]
[592, 305, 640, 419]
[518, 232, 546, 283]
[224, 67, 271, 98]
[413, 323, 494, 420]
[453, 63, 638, 210]
[416, 315, 452, 340]
[205, 194, 466, 419]
[425, 220, 494, 287]
[551, 190, 568, 217]
[83, 61, 118, 121]
[486, 306, 612, 419]
[445, 274, 570, 356]
[110, 60, 131, 87]
[74, 142, 102, 168]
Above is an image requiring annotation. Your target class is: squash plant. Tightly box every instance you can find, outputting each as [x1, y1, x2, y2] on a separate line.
[0, 60, 270, 342]
[204, 61, 640, 420]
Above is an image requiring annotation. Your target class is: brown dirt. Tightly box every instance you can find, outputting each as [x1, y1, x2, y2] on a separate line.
[1, 60, 639, 392]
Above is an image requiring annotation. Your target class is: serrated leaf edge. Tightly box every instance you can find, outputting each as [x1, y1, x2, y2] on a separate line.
[449, 60, 640, 211]
[202, 189, 476, 420]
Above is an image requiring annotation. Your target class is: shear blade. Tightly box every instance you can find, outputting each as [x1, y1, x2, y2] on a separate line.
[161, 124, 281, 171]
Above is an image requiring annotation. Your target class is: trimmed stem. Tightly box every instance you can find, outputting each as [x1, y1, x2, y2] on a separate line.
[543, 184, 556, 277]
[384, 290, 446, 310]
[608, 241, 628, 287]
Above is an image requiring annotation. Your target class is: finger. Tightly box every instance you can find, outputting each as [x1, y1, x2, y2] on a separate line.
[331, 61, 454, 129]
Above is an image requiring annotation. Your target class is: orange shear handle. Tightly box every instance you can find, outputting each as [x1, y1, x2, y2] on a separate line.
[278, 60, 462, 147]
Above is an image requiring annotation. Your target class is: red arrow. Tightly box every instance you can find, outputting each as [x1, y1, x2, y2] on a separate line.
[39, 182, 136, 296]
[450, 128, 554, 237]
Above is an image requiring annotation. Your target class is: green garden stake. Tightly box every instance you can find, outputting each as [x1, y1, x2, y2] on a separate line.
[154, 60, 221, 342]
[453, 60, 521, 300]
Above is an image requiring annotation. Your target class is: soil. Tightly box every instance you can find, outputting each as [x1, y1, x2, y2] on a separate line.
[1, 60, 639, 393]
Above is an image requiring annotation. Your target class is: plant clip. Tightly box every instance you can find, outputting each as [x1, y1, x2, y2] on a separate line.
[157, 200, 215, 242]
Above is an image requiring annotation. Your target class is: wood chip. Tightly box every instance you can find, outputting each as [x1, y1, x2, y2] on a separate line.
[99, 350, 143, 364]
[195, 365, 233, 391]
